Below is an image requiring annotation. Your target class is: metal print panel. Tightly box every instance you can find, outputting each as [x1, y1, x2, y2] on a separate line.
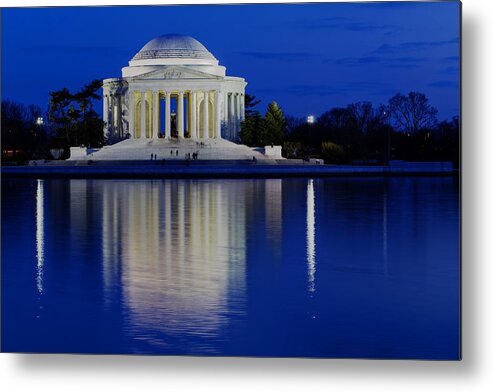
[1, 1, 460, 359]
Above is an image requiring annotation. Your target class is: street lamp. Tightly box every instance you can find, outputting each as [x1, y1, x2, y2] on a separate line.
[306, 115, 315, 153]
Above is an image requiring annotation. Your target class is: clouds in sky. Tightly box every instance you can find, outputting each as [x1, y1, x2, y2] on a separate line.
[2, 2, 460, 119]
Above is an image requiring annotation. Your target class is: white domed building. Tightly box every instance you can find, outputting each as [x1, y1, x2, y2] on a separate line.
[104, 34, 246, 143]
[70, 34, 283, 161]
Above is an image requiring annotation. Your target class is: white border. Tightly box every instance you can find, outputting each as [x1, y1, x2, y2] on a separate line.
[2, 1, 493, 391]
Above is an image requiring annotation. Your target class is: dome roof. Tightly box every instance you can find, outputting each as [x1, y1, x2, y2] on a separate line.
[132, 34, 217, 62]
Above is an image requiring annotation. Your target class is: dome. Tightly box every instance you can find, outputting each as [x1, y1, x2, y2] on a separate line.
[132, 34, 217, 62]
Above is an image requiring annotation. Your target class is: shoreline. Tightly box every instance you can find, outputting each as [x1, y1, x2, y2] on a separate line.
[2, 161, 456, 179]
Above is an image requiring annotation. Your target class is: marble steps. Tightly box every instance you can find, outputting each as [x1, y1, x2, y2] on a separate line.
[87, 139, 267, 161]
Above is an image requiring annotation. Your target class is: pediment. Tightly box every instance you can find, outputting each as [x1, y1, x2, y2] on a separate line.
[136, 66, 220, 81]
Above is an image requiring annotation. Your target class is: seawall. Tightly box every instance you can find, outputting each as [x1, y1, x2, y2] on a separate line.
[2, 161, 455, 179]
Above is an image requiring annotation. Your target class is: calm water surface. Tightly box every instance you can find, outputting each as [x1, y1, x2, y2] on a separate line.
[1, 177, 459, 358]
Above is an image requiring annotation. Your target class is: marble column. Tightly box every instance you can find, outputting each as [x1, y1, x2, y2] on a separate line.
[223, 92, 228, 138]
[152, 91, 159, 139]
[191, 91, 197, 140]
[240, 93, 245, 121]
[178, 91, 184, 138]
[116, 94, 122, 139]
[235, 93, 240, 131]
[203, 91, 209, 139]
[103, 94, 109, 139]
[108, 94, 115, 139]
[215, 90, 222, 139]
[230, 93, 236, 133]
[140, 91, 146, 139]
[109, 94, 114, 138]
[165, 91, 171, 140]
[128, 91, 134, 138]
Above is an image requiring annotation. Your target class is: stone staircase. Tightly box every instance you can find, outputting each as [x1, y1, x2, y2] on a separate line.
[72, 138, 273, 161]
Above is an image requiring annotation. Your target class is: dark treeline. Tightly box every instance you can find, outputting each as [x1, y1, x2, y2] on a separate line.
[1, 101, 48, 160]
[241, 91, 459, 167]
[2, 84, 458, 166]
[2, 79, 104, 161]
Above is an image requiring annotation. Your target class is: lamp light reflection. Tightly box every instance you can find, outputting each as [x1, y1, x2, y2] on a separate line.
[36, 179, 45, 294]
[307, 179, 316, 293]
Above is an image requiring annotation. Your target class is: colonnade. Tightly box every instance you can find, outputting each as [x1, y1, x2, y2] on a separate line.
[103, 88, 245, 142]
[103, 93, 124, 140]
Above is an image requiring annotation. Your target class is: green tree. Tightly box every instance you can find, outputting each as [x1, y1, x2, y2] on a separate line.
[74, 79, 102, 114]
[239, 93, 262, 145]
[48, 87, 73, 148]
[282, 141, 303, 159]
[262, 101, 285, 145]
[240, 112, 265, 146]
[240, 99, 285, 146]
[321, 141, 345, 164]
[47, 79, 104, 152]
[74, 79, 104, 147]
[244, 94, 261, 116]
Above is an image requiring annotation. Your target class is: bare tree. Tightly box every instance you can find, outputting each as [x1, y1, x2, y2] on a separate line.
[346, 101, 374, 134]
[388, 91, 438, 134]
[1, 100, 46, 159]
[317, 107, 349, 130]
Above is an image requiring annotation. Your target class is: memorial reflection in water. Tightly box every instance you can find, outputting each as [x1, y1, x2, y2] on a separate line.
[34, 178, 289, 352]
[100, 180, 250, 349]
[5, 177, 459, 358]
[33, 178, 395, 330]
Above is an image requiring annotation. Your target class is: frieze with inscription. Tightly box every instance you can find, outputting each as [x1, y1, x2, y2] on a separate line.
[163, 70, 183, 79]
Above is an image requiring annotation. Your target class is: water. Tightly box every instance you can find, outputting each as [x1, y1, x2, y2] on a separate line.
[1, 177, 460, 359]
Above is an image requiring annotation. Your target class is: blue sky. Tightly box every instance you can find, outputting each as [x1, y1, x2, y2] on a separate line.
[1, 2, 460, 120]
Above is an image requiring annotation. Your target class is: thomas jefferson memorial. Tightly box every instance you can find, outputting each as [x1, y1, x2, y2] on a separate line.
[71, 34, 281, 160]
[103, 34, 245, 142]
